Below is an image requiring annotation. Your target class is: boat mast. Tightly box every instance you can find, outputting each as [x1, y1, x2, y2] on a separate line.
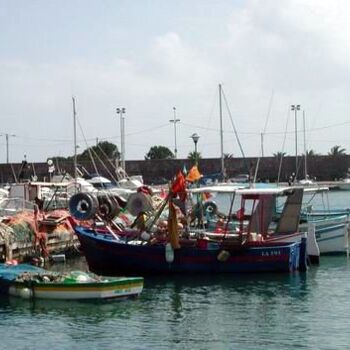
[72, 96, 78, 189]
[303, 110, 307, 180]
[291, 104, 300, 182]
[219, 84, 225, 179]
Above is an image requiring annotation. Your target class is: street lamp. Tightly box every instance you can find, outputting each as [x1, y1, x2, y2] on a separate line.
[0, 133, 16, 163]
[169, 107, 180, 158]
[190, 133, 200, 165]
[291, 104, 300, 180]
[47, 159, 55, 182]
[116, 107, 126, 171]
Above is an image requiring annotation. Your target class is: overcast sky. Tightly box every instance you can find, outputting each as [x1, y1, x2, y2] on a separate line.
[1, 0, 350, 163]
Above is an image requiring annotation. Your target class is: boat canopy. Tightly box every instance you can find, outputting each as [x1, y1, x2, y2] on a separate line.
[275, 188, 304, 234]
[236, 187, 295, 197]
[303, 186, 329, 193]
[189, 185, 316, 197]
[188, 185, 245, 194]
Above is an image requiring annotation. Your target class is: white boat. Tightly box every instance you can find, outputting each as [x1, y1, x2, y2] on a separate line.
[86, 176, 135, 198]
[298, 177, 316, 186]
[0, 188, 9, 202]
[337, 178, 350, 191]
[286, 216, 349, 255]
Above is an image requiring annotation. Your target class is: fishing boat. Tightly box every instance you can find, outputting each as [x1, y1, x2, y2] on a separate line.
[274, 187, 349, 254]
[306, 216, 349, 255]
[203, 186, 348, 256]
[0, 263, 143, 300]
[69, 182, 308, 275]
[336, 178, 350, 191]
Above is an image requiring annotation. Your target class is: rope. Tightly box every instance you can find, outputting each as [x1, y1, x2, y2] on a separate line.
[253, 90, 274, 183]
[277, 107, 291, 184]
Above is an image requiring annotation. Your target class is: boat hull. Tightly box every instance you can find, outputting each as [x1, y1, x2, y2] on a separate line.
[0, 263, 143, 300]
[209, 216, 349, 255]
[301, 218, 349, 254]
[314, 223, 349, 254]
[7, 279, 143, 300]
[75, 226, 307, 275]
[268, 223, 348, 255]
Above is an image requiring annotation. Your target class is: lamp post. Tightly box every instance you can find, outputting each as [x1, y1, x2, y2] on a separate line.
[116, 107, 126, 171]
[291, 104, 300, 180]
[0, 133, 16, 163]
[47, 159, 55, 182]
[169, 107, 180, 158]
[191, 133, 200, 165]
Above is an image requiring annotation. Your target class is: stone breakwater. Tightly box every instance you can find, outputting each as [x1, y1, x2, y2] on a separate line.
[0, 155, 349, 184]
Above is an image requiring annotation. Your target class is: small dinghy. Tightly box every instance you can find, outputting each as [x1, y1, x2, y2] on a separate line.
[0, 263, 143, 300]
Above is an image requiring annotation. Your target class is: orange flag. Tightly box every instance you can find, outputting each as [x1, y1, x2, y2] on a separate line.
[186, 166, 202, 182]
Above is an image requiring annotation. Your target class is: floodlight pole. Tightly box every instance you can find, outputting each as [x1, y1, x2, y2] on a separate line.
[169, 107, 180, 158]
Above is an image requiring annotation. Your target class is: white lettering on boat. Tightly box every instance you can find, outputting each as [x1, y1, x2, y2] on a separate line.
[261, 250, 282, 257]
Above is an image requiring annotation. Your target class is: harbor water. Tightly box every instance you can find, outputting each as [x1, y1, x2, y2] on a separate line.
[1, 190, 350, 349]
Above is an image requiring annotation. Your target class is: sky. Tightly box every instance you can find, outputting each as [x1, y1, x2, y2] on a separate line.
[1, 0, 350, 163]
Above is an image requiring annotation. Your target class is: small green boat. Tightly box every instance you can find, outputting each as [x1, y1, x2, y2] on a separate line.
[0, 263, 143, 300]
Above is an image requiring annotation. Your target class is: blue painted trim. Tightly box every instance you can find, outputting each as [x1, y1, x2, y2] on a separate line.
[317, 234, 345, 242]
[316, 224, 346, 234]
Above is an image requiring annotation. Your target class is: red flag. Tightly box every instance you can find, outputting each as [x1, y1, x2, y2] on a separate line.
[171, 171, 186, 201]
[202, 191, 212, 201]
[235, 208, 245, 220]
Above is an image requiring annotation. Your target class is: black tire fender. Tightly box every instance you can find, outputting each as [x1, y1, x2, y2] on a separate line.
[203, 201, 218, 216]
[97, 195, 120, 220]
[69, 193, 98, 220]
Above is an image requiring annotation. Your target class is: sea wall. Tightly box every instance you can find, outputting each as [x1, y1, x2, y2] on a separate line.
[0, 155, 349, 184]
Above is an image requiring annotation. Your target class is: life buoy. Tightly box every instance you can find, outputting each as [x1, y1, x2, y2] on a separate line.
[69, 193, 98, 220]
[203, 201, 218, 216]
[97, 195, 120, 220]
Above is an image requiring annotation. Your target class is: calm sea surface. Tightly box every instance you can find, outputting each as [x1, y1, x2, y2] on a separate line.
[1, 189, 350, 350]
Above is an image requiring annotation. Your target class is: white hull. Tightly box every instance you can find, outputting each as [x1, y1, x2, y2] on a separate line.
[337, 182, 350, 191]
[269, 223, 348, 255]
[314, 224, 349, 254]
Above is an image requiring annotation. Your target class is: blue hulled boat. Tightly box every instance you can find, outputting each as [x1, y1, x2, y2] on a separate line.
[74, 226, 307, 275]
[69, 185, 309, 276]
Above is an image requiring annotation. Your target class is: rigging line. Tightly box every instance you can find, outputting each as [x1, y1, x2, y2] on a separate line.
[265, 120, 350, 135]
[124, 123, 169, 137]
[90, 145, 120, 185]
[13, 136, 72, 142]
[263, 90, 274, 135]
[182, 119, 350, 136]
[221, 88, 248, 166]
[181, 122, 235, 134]
[202, 86, 220, 150]
[253, 90, 274, 183]
[277, 106, 291, 184]
[76, 116, 100, 179]
[307, 100, 324, 150]
[12, 123, 169, 143]
[95, 142, 123, 182]
[76, 118, 121, 187]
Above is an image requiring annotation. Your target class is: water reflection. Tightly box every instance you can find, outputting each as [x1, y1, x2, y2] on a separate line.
[1, 257, 349, 350]
[145, 271, 309, 300]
